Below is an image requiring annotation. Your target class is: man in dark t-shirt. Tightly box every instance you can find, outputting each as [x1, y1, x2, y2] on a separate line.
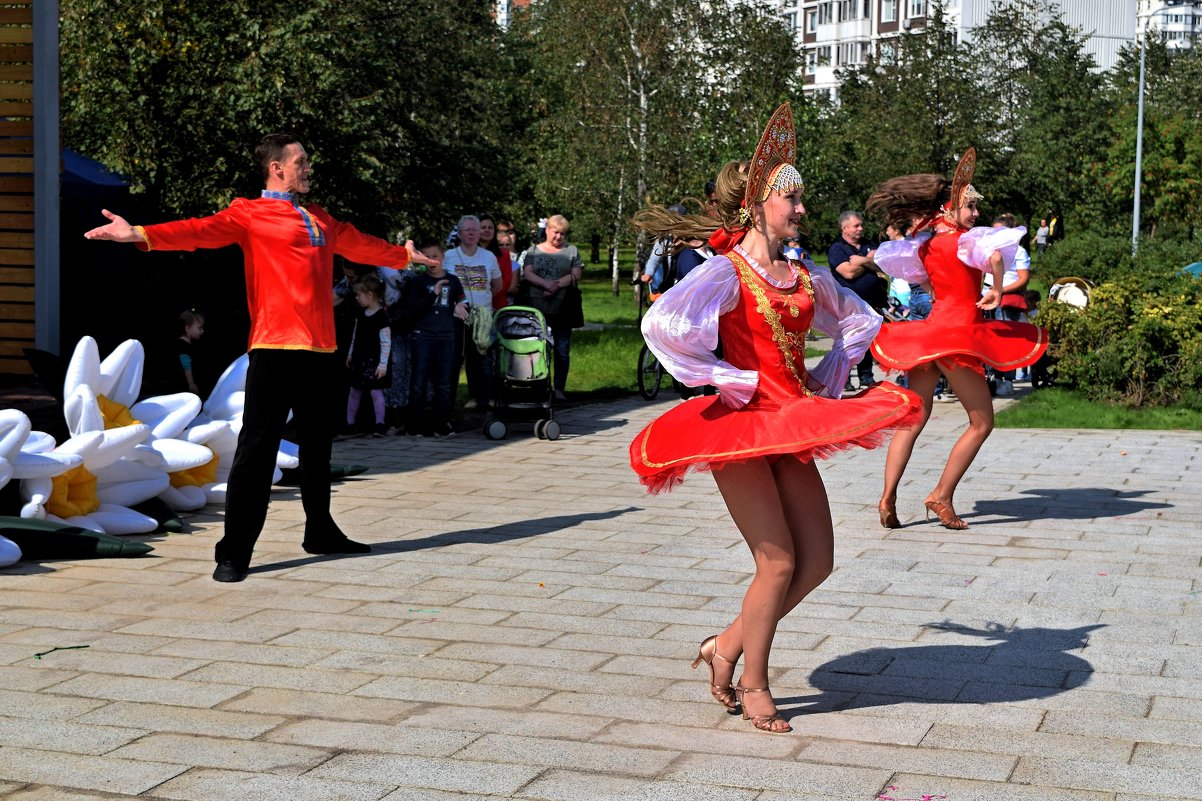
[828, 210, 887, 390]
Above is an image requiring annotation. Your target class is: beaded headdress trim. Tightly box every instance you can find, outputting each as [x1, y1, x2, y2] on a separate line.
[745, 103, 800, 208]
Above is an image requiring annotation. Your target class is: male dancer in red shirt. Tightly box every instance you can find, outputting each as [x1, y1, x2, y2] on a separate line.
[85, 132, 435, 582]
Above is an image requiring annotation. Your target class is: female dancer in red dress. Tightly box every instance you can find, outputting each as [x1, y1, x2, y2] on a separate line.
[867, 150, 1047, 531]
[630, 104, 923, 733]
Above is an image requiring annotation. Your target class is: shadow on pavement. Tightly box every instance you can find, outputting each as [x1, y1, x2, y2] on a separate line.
[779, 621, 1105, 719]
[968, 487, 1172, 525]
[249, 507, 642, 575]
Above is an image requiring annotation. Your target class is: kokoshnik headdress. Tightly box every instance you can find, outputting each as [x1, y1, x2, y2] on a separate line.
[709, 102, 803, 252]
[940, 147, 982, 225]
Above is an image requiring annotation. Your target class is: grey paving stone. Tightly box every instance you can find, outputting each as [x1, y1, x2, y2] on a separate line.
[663, 752, 889, 796]
[149, 768, 391, 801]
[41, 673, 247, 709]
[455, 732, 679, 776]
[0, 746, 187, 795]
[516, 769, 761, 801]
[75, 700, 286, 739]
[0, 787, 172, 801]
[309, 753, 541, 795]
[0, 687, 108, 720]
[1013, 754, 1202, 798]
[870, 773, 1112, 801]
[352, 675, 553, 708]
[265, 718, 478, 756]
[219, 687, 414, 722]
[0, 715, 146, 755]
[107, 732, 332, 774]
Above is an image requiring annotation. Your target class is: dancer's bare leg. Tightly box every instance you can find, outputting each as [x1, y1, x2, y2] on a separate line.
[711, 457, 833, 723]
[881, 363, 940, 507]
[927, 363, 994, 510]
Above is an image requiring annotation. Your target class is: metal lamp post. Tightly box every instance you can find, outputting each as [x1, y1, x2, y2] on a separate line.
[1133, 1, 1200, 253]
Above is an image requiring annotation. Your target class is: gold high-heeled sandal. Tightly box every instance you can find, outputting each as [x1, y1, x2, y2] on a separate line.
[735, 684, 792, 734]
[878, 498, 900, 529]
[924, 497, 968, 530]
[691, 635, 739, 713]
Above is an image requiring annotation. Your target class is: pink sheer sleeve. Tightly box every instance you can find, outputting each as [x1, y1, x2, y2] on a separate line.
[807, 262, 883, 398]
[640, 256, 758, 408]
[874, 232, 932, 284]
[958, 226, 1026, 272]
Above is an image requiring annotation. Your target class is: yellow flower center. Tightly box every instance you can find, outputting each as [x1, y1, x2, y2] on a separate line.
[48, 464, 101, 518]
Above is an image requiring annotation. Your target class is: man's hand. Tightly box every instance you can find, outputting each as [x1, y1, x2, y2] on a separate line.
[406, 240, 439, 268]
[453, 301, 468, 321]
[84, 209, 142, 243]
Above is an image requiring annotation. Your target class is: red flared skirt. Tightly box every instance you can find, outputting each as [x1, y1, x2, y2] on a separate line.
[630, 382, 922, 493]
[871, 318, 1047, 374]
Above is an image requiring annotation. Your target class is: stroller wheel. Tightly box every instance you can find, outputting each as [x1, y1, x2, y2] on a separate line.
[534, 420, 547, 439]
[484, 419, 508, 440]
[542, 420, 561, 441]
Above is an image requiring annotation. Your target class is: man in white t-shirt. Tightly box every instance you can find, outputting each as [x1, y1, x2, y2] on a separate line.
[444, 215, 502, 409]
[984, 213, 1031, 392]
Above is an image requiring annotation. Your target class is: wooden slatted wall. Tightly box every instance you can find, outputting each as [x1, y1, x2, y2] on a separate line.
[0, 2, 34, 375]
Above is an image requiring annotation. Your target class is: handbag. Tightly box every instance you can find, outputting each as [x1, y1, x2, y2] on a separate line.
[999, 292, 1030, 311]
[467, 304, 493, 354]
[564, 282, 585, 329]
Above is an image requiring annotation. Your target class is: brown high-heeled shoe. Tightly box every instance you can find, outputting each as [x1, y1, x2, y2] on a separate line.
[734, 684, 792, 734]
[691, 635, 739, 713]
[878, 499, 900, 529]
[924, 497, 968, 530]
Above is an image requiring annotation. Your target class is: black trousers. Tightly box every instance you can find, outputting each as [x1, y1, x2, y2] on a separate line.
[214, 349, 340, 567]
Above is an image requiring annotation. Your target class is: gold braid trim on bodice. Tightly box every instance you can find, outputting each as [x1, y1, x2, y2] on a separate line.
[728, 251, 815, 397]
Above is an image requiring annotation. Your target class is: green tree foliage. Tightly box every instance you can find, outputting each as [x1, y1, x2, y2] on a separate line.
[970, 0, 1109, 228]
[1091, 38, 1202, 238]
[61, 0, 516, 236]
[513, 0, 799, 286]
[819, 2, 989, 233]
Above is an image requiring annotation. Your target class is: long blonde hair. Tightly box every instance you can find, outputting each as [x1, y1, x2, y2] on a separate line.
[631, 161, 748, 253]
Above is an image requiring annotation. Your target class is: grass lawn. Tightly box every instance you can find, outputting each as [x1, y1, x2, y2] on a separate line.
[564, 250, 826, 399]
[996, 387, 1202, 430]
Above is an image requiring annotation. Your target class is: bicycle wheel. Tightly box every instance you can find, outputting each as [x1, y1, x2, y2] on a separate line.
[637, 344, 664, 400]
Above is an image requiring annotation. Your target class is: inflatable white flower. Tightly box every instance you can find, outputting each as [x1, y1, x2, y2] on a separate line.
[62, 337, 214, 514]
[181, 354, 299, 505]
[0, 409, 85, 566]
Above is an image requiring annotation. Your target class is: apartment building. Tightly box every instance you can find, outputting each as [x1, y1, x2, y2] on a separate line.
[789, 0, 1194, 101]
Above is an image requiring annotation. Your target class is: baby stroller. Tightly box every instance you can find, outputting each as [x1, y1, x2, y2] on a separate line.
[484, 305, 559, 440]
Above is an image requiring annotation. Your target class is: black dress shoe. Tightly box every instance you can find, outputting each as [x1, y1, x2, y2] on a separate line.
[212, 561, 248, 583]
[302, 536, 371, 555]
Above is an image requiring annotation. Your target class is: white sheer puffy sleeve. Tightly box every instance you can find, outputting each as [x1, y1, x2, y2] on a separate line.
[874, 232, 932, 284]
[958, 226, 1026, 272]
[807, 261, 883, 398]
[640, 255, 758, 408]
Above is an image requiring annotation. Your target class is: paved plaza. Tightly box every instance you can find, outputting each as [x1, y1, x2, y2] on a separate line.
[1, 390, 1200, 800]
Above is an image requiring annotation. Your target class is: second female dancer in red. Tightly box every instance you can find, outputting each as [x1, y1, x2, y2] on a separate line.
[867, 150, 1047, 531]
[630, 104, 923, 733]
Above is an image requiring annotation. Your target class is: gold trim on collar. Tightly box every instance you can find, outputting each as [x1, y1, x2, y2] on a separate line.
[728, 251, 814, 397]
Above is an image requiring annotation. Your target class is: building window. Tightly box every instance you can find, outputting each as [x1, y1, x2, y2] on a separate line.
[909, 0, 926, 17]
[817, 45, 832, 66]
[807, 9, 818, 32]
[818, 1, 833, 24]
[879, 41, 896, 64]
[882, 0, 897, 22]
[806, 51, 818, 74]
[863, 0, 872, 17]
[785, 11, 798, 30]
[838, 0, 852, 21]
